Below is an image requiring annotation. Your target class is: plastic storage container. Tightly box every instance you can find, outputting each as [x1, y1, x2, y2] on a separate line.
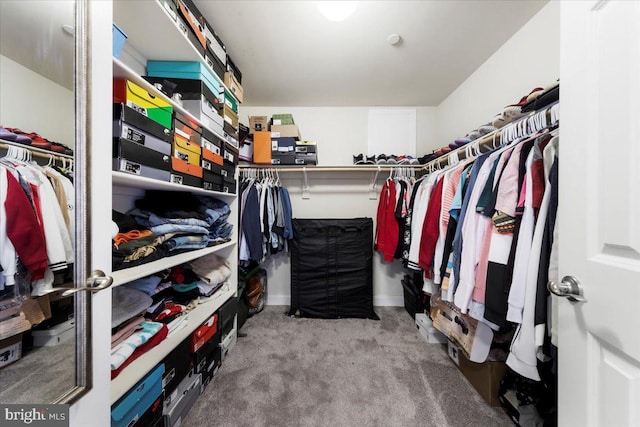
[112, 23, 127, 58]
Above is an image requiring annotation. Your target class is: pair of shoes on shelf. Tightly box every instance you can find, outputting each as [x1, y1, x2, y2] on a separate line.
[2, 127, 73, 155]
[353, 153, 375, 165]
[1, 126, 32, 144]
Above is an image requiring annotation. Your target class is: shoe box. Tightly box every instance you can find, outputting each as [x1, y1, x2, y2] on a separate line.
[111, 364, 164, 427]
[171, 111, 203, 188]
[144, 76, 224, 135]
[415, 313, 447, 344]
[112, 103, 173, 181]
[113, 80, 173, 130]
[147, 61, 220, 105]
[217, 298, 237, 361]
[224, 72, 243, 104]
[160, 338, 193, 398]
[189, 313, 222, 388]
[163, 370, 202, 427]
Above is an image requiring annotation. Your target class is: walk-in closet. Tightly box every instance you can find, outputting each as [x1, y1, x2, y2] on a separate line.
[1, 1, 639, 426]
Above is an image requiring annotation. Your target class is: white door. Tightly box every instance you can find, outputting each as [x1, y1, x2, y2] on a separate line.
[69, 1, 113, 426]
[560, 1, 640, 426]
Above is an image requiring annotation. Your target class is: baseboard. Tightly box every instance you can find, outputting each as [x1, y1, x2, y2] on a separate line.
[266, 294, 290, 306]
[266, 295, 404, 307]
[374, 296, 404, 307]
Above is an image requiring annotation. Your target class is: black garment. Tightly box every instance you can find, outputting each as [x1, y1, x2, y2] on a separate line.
[242, 184, 263, 261]
[394, 180, 408, 259]
[484, 139, 535, 327]
[535, 158, 558, 335]
[113, 210, 144, 233]
[134, 190, 209, 220]
[402, 178, 424, 267]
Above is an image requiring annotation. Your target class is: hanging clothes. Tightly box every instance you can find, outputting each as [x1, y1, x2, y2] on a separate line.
[238, 170, 294, 264]
[0, 147, 74, 296]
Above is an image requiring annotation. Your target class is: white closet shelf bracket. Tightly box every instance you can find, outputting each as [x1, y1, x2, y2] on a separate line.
[369, 166, 381, 200]
[302, 166, 310, 199]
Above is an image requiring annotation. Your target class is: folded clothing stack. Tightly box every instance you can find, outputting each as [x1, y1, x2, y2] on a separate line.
[111, 192, 233, 270]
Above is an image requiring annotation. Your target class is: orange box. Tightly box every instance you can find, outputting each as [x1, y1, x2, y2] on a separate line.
[253, 131, 272, 164]
[171, 156, 203, 178]
[202, 147, 223, 166]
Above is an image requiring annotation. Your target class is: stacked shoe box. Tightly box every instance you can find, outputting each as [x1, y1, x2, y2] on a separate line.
[144, 76, 224, 138]
[112, 80, 174, 181]
[146, 61, 224, 138]
[190, 313, 222, 391]
[201, 128, 225, 192]
[111, 364, 165, 427]
[216, 298, 237, 361]
[270, 114, 301, 165]
[171, 111, 203, 188]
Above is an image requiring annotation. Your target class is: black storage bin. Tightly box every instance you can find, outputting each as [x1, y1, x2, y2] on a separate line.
[401, 273, 427, 319]
[289, 218, 378, 320]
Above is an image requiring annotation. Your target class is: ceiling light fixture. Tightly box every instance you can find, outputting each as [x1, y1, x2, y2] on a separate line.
[317, 1, 358, 22]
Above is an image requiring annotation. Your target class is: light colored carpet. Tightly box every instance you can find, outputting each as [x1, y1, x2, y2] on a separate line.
[0, 341, 74, 404]
[184, 306, 512, 427]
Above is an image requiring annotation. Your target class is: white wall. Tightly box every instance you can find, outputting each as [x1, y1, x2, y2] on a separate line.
[0, 55, 74, 146]
[239, 106, 439, 165]
[239, 106, 437, 306]
[435, 1, 560, 145]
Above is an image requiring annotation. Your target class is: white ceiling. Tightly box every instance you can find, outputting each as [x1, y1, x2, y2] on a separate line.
[195, 0, 548, 107]
[0, 1, 76, 91]
[0, 1, 547, 107]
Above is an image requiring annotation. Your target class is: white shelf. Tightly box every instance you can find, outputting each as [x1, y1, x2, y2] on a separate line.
[111, 241, 236, 287]
[113, 58, 228, 143]
[113, 0, 239, 104]
[112, 171, 236, 196]
[110, 284, 236, 403]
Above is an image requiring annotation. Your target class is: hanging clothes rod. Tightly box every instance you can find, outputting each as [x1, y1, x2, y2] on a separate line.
[424, 101, 560, 171]
[237, 165, 424, 173]
[0, 138, 74, 161]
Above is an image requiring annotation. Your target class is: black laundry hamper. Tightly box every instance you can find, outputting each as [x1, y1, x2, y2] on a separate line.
[288, 218, 378, 320]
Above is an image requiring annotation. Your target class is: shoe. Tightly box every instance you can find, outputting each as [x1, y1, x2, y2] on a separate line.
[396, 155, 409, 165]
[386, 155, 398, 164]
[376, 154, 387, 164]
[0, 127, 18, 141]
[4, 127, 32, 145]
[353, 153, 365, 165]
[365, 155, 376, 165]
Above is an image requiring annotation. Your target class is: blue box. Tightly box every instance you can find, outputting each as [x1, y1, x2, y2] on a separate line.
[112, 23, 127, 59]
[147, 61, 222, 102]
[111, 364, 164, 427]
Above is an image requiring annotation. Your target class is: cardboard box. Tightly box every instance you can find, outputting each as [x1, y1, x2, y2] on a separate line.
[0, 333, 22, 368]
[249, 116, 268, 133]
[0, 297, 52, 341]
[447, 341, 507, 407]
[271, 124, 300, 139]
[253, 131, 272, 164]
[430, 293, 493, 362]
[223, 72, 243, 103]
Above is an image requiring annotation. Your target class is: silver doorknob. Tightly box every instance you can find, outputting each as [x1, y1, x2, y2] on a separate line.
[547, 275, 586, 303]
[60, 270, 113, 297]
